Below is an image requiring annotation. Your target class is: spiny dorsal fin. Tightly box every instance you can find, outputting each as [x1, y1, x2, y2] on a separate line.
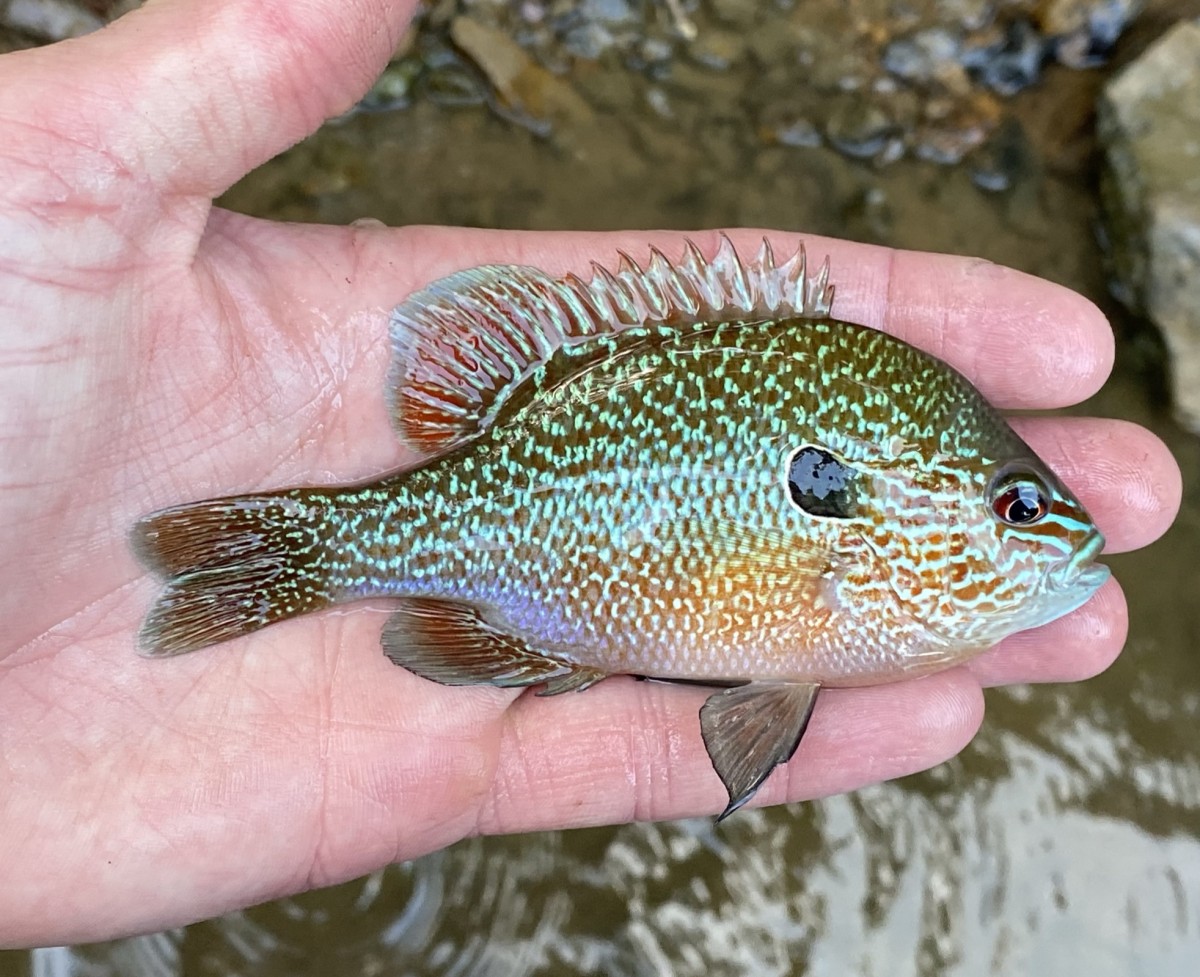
[388, 235, 836, 453]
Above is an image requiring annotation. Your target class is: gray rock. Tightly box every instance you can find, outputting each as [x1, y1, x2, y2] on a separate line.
[1039, 0, 1141, 68]
[977, 20, 1046, 96]
[4, 0, 103, 41]
[709, 0, 759, 28]
[883, 28, 962, 86]
[580, 0, 638, 25]
[1099, 20, 1200, 430]
[562, 21, 615, 59]
[823, 97, 901, 161]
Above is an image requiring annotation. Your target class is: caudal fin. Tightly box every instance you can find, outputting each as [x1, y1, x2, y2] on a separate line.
[132, 493, 334, 657]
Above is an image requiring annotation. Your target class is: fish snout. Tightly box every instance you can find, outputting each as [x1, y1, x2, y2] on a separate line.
[1052, 529, 1109, 596]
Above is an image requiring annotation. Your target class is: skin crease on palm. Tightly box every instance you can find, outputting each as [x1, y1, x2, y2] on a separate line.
[0, 0, 1181, 951]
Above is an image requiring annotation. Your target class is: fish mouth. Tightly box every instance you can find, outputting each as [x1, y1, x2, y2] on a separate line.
[1054, 530, 1110, 595]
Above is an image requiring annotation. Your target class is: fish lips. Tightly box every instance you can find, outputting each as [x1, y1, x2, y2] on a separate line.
[1050, 529, 1110, 604]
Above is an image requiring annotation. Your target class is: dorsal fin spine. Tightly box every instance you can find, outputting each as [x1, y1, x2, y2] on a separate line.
[388, 236, 837, 453]
[715, 235, 752, 312]
[591, 262, 640, 325]
[755, 239, 781, 309]
[647, 246, 695, 318]
[560, 275, 603, 339]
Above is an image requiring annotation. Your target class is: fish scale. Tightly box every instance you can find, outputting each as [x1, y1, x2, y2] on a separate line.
[133, 236, 1109, 819]
[347, 321, 971, 678]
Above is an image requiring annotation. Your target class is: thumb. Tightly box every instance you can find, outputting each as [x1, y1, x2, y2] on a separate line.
[0, 0, 414, 202]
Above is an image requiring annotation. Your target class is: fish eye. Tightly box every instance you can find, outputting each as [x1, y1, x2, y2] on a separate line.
[786, 446, 857, 519]
[991, 477, 1050, 526]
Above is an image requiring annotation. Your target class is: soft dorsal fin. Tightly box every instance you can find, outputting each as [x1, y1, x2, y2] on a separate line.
[388, 235, 836, 453]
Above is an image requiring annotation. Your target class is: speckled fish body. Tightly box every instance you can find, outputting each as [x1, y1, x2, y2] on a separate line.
[134, 237, 1109, 817]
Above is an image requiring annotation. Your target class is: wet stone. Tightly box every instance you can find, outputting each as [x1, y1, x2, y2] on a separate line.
[1100, 19, 1200, 431]
[975, 19, 1047, 96]
[914, 123, 984, 164]
[1036, 0, 1142, 67]
[745, 16, 816, 66]
[936, 0, 996, 32]
[969, 116, 1035, 193]
[883, 28, 962, 86]
[518, 1, 547, 24]
[450, 15, 593, 128]
[688, 28, 746, 70]
[1041, 0, 1142, 69]
[773, 117, 823, 149]
[709, 0, 761, 28]
[419, 64, 488, 107]
[562, 21, 616, 59]
[824, 97, 902, 160]
[580, 0, 638, 25]
[3, 0, 103, 40]
[638, 36, 675, 64]
[369, 0, 1142, 172]
[359, 60, 420, 112]
[843, 186, 894, 243]
[645, 85, 673, 118]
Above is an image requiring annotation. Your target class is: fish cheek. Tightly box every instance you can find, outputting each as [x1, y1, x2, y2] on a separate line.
[883, 479, 1011, 634]
[780, 446, 891, 599]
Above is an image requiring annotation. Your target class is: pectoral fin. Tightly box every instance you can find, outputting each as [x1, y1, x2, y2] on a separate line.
[381, 597, 607, 695]
[699, 682, 821, 821]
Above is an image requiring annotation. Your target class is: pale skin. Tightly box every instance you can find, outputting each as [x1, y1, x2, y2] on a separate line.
[0, 0, 1181, 950]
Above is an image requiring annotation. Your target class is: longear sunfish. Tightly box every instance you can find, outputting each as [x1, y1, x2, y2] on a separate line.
[133, 237, 1109, 818]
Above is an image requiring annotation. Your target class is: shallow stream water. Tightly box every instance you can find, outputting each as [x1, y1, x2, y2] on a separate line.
[3, 1, 1199, 974]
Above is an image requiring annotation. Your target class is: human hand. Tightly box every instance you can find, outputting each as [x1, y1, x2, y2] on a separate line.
[0, 0, 1180, 949]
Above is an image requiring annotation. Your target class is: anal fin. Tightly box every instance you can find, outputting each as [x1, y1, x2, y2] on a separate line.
[699, 682, 821, 821]
[382, 597, 605, 696]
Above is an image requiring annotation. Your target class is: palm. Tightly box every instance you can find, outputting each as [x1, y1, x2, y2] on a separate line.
[1, 197, 516, 893]
[0, 0, 1179, 950]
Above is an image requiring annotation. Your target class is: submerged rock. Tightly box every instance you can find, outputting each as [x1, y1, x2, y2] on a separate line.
[329, 0, 1149, 170]
[1099, 20, 1200, 430]
[1037, 0, 1142, 68]
[823, 97, 903, 161]
[2, 0, 104, 41]
[450, 15, 593, 129]
[883, 28, 964, 89]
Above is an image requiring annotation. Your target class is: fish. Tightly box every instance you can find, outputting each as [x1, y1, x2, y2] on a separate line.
[132, 236, 1110, 819]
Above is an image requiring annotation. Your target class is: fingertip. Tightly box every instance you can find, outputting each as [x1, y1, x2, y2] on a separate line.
[970, 576, 1129, 687]
[1090, 421, 1183, 552]
[14, 0, 417, 201]
[764, 672, 984, 807]
[962, 259, 1116, 406]
[881, 252, 1116, 408]
[1014, 417, 1182, 553]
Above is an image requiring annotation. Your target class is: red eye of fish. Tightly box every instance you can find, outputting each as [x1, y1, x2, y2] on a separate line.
[992, 480, 1050, 526]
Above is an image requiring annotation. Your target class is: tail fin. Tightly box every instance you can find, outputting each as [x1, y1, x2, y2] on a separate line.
[132, 493, 334, 657]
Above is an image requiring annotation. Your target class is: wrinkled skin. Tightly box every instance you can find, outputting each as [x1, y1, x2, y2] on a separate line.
[0, 0, 1180, 950]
